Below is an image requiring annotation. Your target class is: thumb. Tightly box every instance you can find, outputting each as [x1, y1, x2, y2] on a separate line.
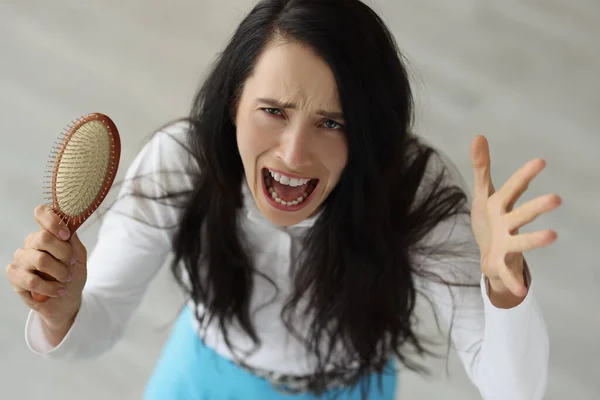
[68, 232, 87, 264]
[470, 135, 495, 199]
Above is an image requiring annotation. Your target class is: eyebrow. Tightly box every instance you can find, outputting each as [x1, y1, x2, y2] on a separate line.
[256, 97, 344, 121]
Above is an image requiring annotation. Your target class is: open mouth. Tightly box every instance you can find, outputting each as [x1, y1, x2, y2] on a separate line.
[261, 168, 319, 211]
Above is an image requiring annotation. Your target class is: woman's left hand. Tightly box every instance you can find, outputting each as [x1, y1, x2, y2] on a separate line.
[469, 135, 562, 298]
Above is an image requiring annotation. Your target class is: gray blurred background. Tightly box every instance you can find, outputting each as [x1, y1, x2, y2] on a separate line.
[1, 0, 598, 399]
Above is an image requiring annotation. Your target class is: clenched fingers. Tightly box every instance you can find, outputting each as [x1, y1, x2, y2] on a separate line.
[13, 248, 72, 283]
[24, 229, 75, 266]
[6, 263, 68, 298]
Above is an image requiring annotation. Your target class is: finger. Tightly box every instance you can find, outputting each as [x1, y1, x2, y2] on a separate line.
[496, 158, 546, 211]
[13, 248, 72, 283]
[506, 194, 562, 232]
[470, 135, 495, 199]
[497, 264, 528, 297]
[17, 289, 40, 309]
[67, 232, 87, 264]
[5, 263, 67, 298]
[24, 229, 75, 266]
[34, 205, 71, 241]
[6, 264, 46, 308]
[507, 229, 558, 253]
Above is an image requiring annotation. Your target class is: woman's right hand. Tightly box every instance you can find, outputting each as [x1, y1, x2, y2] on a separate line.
[6, 205, 88, 333]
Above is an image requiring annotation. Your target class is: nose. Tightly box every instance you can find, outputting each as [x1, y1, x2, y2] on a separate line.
[277, 123, 313, 171]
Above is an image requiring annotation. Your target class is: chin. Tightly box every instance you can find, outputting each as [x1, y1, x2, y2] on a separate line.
[263, 207, 311, 227]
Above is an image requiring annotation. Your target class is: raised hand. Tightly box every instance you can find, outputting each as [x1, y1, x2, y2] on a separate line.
[470, 135, 561, 299]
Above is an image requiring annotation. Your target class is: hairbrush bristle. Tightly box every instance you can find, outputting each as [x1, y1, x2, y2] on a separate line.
[43, 113, 121, 234]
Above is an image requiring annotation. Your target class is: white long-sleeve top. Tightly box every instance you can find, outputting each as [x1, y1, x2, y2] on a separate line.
[25, 121, 548, 399]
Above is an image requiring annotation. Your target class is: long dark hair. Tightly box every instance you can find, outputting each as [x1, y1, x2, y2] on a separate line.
[123, 0, 477, 397]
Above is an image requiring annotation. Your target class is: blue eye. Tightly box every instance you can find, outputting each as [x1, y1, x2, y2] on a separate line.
[263, 108, 283, 116]
[323, 119, 343, 130]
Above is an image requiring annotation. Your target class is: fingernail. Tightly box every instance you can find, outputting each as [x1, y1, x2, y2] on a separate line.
[70, 256, 77, 265]
[65, 273, 73, 282]
[58, 288, 67, 296]
[59, 229, 70, 240]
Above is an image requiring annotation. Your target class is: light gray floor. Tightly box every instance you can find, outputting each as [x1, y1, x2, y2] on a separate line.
[1, 0, 598, 399]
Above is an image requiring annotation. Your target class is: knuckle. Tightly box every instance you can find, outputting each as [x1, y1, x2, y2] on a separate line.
[33, 205, 48, 221]
[55, 264, 69, 282]
[60, 271, 71, 283]
[54, 284, 66, 296]
[40, 229, 53, 243]
[36, 252, 50, 271]
[35, 205, 58, 230]
[27, 274, 41, 290]
[41, 229, 60, 246]
[65, 246, 74, 264]
[5, 263, 15, 278]
[33, 204, 44, 217]
[24, 233, 34, 248]
[13, 248, 22, 261]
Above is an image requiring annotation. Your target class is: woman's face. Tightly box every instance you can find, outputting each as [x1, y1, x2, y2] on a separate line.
[235, 41, 348, 227]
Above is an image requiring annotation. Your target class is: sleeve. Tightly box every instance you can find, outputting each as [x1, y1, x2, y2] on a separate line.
[24, 120, 197, 359]
[414, 154, 549, 400]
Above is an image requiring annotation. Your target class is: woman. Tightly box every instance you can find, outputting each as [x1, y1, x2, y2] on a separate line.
[7, 0, 560, 399]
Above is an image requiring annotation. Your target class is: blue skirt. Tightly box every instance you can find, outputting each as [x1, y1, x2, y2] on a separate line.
[144, 306, 398, 400]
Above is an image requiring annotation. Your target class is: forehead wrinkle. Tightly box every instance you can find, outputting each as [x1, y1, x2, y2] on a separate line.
[253, 41, 342, 114]
[272, 85, 341, 115]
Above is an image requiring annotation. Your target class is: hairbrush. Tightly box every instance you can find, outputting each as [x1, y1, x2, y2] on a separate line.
[31, 113, 121, 302]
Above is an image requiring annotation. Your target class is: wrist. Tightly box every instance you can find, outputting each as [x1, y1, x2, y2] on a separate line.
[40, 311, 77, 332]
[484, 255, 527, 292]
[39, 298, 81, 332]
[39, 307, 79, 348]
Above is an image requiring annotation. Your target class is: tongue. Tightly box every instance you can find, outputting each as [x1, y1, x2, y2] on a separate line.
[273, 180, 308, 201]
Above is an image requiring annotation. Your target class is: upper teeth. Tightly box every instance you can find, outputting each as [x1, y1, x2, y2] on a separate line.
[269, 170, 311, 187]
